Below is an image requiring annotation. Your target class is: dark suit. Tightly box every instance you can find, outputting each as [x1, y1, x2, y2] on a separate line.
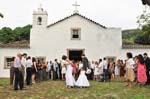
[14, 68, 23, 90]
[82, 57, 89, 70]
[10, 66, 15, 85]
[144, 57, 150, 84]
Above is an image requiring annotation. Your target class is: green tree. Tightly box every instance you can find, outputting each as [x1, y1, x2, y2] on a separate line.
[135, 5, 150, 45]
[13, 24, 31, 41]
[0, 27, 15, 43]
[141, 0, 150, 6]
[137, 8, 150, 28]
[13, 27, 23, 41]
[0, 24, 31, 43]
[135, 24, 150, 45]
[19, 24, 32, 40]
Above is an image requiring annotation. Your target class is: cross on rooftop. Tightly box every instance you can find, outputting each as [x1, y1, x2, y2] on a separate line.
[72, 1, 80, 14]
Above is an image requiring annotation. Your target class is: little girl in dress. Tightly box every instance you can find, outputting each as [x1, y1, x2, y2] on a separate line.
[75, 67, 90, 88]
[94, 62, 99, 81]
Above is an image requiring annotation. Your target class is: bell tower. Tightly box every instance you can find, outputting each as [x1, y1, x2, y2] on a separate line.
[32, 5, 48, 28]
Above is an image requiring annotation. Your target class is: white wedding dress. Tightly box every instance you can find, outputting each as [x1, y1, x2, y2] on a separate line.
[75, 70, 90, 87]
[65, 64, 75, 86]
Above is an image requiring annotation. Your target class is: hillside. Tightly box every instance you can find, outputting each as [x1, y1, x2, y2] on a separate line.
[122, 29, 141, 45]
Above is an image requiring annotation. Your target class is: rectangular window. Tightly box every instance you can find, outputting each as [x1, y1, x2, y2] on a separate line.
[71, 28, 81, 40]
[4, 57, 14, 69]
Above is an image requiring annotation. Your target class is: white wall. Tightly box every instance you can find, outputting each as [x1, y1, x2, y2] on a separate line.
[30, 15, 122, 61]
[118, 49, 150, 60]
[0, 48, 30, 78]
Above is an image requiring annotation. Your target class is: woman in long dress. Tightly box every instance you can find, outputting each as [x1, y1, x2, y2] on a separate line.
[125, 52, 135, 87]
[62, 55, 75, 88]
[136, 54, 147, 85]
[109, 61, 115, 81]
[120, 60, 125, 77]
[76, 67, 90, 88]
[72, 61, 77, 78]
[32, 57, 37, 83]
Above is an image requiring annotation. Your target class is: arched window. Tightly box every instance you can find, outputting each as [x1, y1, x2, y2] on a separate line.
[37, 17, 42, 25]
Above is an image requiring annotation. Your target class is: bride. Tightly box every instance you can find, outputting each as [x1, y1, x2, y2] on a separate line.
[62, 55, 75, 88]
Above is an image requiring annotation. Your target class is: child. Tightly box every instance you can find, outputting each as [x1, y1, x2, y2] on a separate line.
[93, 61, 99, 81]
[115, 60, 120, 79]
[75, 67, 90, 88]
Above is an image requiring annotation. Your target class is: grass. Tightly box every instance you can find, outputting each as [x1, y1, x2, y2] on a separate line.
[0, 78, 150, 99]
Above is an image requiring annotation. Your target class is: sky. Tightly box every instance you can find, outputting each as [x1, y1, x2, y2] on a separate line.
[0, 0, 146, 30]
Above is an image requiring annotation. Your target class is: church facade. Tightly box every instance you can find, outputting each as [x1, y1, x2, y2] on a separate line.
[30, 7, 122, 62]
[0, 7, 149, 77]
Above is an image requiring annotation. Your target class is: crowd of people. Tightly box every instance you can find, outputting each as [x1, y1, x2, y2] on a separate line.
[10, 52, 150, 90]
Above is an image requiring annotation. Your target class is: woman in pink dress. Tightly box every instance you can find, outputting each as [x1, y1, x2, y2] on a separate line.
[137, 54, 147, 84]
[72, 61, 77, 78]
[109, 61, 115, 81]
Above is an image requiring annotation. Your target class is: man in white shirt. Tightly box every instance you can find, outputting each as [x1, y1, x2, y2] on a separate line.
[99, 59, 104, 74]
[103, 58, 108, 70]
[98, 59, 104, 82]
[90, 61, 95, 80]
[25, 56, 32, 85]
[53, 59, 59, 80]
[21, 53, 27, 87]
[46, 61, 53, 79]
[103, 58, 108, 82]
[14, 53, 23, 90]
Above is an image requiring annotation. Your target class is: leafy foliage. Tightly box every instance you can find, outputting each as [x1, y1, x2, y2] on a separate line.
[0, 27, 14, 43]
[137, 9, 150, 28]
[122, 29, 141, 45]
[123, 6, 150, 45]
[135, 24, 150, 45]
[122, 26, 150, 45]
[135, 8, 150, 45]
[141, 0, 150, 6]
[0, 25, 31, 43]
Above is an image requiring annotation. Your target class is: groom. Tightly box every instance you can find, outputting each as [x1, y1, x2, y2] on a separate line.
[81, 54, 89, 70]
[81, 54, 91, 80]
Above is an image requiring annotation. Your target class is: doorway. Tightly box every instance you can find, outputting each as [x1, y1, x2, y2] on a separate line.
[68, 49, 84, 62]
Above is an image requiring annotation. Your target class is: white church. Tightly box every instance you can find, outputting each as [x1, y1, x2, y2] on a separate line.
[0, 4, 150, 78]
